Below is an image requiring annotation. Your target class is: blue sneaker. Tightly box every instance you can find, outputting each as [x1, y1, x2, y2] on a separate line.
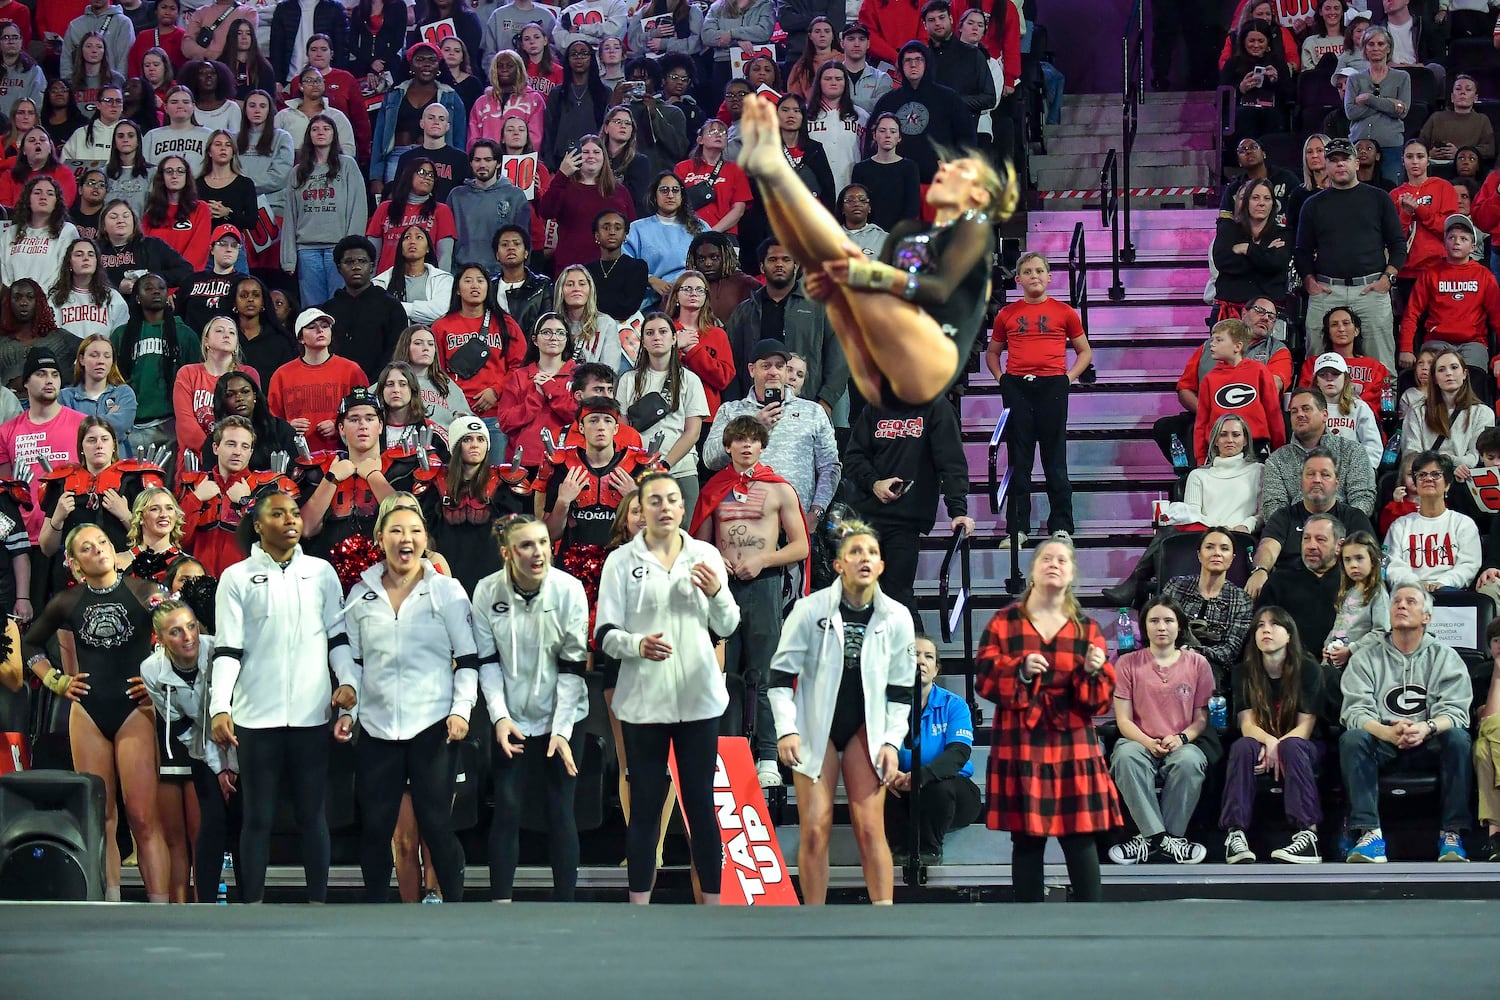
[1438, 831, 1468, 862]
[1346, 830, 1387, 863]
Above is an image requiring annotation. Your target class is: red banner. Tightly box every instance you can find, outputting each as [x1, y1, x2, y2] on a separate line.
[0, 732, 28, 776]
[669, 736, 799, 906]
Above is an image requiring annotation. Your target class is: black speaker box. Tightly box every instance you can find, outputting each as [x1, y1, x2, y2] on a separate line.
[0, 770, 107, 901]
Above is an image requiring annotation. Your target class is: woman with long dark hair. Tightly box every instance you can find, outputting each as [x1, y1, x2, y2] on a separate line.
[420, 415, 525, 594]
[367, 157, 458, 273]
[518, 23, 561, 96]
[618, 312, 707, 518]
[196, 368, 298, 473]
[25, 523, 170, 902]
[180, 59, 240, 133]
[97, 199, 192, 294]
[372, 225, 454, 326]
[341, 500, 475, 904]
[474, 514, 590, 902]
[770, 519, 911, 904]
[1210, 176, 1291, 320]
[663, 270, 734, 419]
[235, 90, 294, 272]
[142, 154, 212, 268]
[69, 31, 126, 118]
[541, 42, 611, 169]
[42, 79, 87, 148]
[784, 16, 840, 102]
[439, 35, 484, 112]
[624, 170, 706, 308]
[121, 77, 162, 134]
[596, 470, 740, 904]
[1220, 605, 1326, 864]
[975, 534, 1118, 902]
[0, 277, 70, 387]
[223, 19, 274, 100]
[809, 61, 866, 194]
[61, 83, 125, 168]
[432, 264, 527, 457]
[197, 130, 259, 267]
[0, 125, 78, 207]
[1219, 20, 1291, 148]
[1, 175, 80, 291]
[374, 360, 448, 456]
[393, 323, 471, 433]
[104, 118, 151, 217]
[281, 115, 367, 307]
[1402, 347, 1496, 479]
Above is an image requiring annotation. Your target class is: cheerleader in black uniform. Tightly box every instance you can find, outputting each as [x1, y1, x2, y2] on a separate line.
[36, 417, 166, 594]
[24, 525, 169, 901]
[736, 93, 1014, 408]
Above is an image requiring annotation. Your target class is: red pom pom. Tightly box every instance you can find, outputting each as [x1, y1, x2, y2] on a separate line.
[330, 534, 381, 594]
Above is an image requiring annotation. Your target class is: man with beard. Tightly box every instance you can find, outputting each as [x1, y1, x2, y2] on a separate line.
[724, 240, 847, 415]
[1153, 294, 1294, 467]
[869, 41, 974, 185]
[1248, 449, 1376, 594]
[449, 140, 531, 269]
[689, 231, 760, 330]
[180, 414, 298, 575]
[318, 236, 408, 384]
[112, 273, 201, 473]
[0, 348, 87, 543]
[177, 226, 248, 335]
[1260, 388, 1377, 517]
[1255, 511, 1345, 649]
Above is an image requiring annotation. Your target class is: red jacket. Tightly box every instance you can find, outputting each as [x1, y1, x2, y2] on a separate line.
[1194, 356, 1286, 459]
[680, 325, 735, 418]
[1399, 257, 1500, 354]
[856, 0, 924, 68]
[1392, 177, 1458, 279]
[432, 310, 527, 416]
[497, 361, 577, 467]
[1473, 171, 1500, 243]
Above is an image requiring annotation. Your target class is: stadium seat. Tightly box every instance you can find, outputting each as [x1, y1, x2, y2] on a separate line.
[1152, 529, 1254, 589]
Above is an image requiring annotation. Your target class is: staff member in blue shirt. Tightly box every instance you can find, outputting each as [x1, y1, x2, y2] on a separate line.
[884, 633, 979, 866]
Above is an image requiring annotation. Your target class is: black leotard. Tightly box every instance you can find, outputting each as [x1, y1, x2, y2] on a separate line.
[877, 212, 995, 410]
[23, 576, 162, 741]
[828, 601, 873, 753]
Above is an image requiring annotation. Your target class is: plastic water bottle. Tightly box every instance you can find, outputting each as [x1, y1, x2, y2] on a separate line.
[1209, 695, 1228, 729]
[217, 851, 232, 904]
[1381, 544, 1390, 586]
[1169, 434, 1189, 472]
[1380, 429, 1402, 468]
[1380, 376, 1395, 416]
[1115, 608, 1136, 656]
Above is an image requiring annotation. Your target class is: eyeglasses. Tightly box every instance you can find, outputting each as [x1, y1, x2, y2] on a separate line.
[97, 97, 122, 105]
[657, 186, 682, 195]
[1415, 470, 1445, 481]
[161, 167, 186, 176]
[82, 179, 107, 189]
[537, 329, 568, 339]
[702, 124, 728, 134]
[213, 239, 240, 248]
[678, 285, 706, 295]
[843, 194, 870, 204]
[1247, 304, 1277, 318]
[666, 73, 690, 82]
[414, 168, 435, 178]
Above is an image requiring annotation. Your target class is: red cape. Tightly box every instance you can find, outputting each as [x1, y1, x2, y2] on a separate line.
[690, 462, 811, 596]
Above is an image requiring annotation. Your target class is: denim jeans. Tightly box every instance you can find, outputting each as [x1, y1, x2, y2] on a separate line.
[1338, 726, 1474, 833]
[296, 246, 344, 308]
[480, 416, 507, 466]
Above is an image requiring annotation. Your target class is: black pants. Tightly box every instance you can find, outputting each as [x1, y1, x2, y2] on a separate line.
[999, 373, 1074, 534]
[191, 757, 243, 902]
[620, 716, 721, 895]
[237, 725, 330, 903]
[867, 518, 921, 630]
[489, 733, 581, 901]
[722, 574, 783, 762]
[355, 719, 465, 903]
[885, 776, 981, 853]
[1151, 410, 1196, 467]
[1010, 832, 1102, 903]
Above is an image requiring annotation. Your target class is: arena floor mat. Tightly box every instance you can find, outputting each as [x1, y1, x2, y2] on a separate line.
[4, 899, 1498, 999]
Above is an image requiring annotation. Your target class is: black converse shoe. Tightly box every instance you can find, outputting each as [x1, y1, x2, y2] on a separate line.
[1224, 829, 1256, 864]
[1107, 834, 1150, 865]
[1270, 829, 1322, 864]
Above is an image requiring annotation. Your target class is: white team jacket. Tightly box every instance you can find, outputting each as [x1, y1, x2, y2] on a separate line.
[596, 530, 740, 725]
[343, 561, 479, 742]
[472, 567, 591, 739]
[768, 583, 917, 782]
[209, 544, 355, 730]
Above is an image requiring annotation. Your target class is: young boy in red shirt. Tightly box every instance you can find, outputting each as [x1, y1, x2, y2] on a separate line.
[985, 252, 1093, 539]
[1193, 318, 1286, 460]
[1397, 214, 1500, 374]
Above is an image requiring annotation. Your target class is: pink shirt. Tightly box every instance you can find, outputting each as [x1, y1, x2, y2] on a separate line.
[0, 407, 87, 541]
[1113, 648, 1216, 740]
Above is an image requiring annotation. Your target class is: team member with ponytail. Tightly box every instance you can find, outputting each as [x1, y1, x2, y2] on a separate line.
[595, 471, 739, 904]
[473, 515, 591, 902]
[209, 490, 356, 904]
[769, 520, 913, 905]
[339, 502, 477, 904]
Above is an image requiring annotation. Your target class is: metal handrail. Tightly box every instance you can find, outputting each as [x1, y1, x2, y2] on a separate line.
[1121, 0, 1143, 265]
[1101, 148, 1124, 301]
[1215, 85, 1237, 192]
[1067, 221, 1089, 331]
[936, 524, 975, 708]
[986, 408, 1010, 513]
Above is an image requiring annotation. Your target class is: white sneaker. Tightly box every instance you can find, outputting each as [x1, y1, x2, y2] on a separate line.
[1107, 834, 1150, 865]
[756, 760, 783, 788]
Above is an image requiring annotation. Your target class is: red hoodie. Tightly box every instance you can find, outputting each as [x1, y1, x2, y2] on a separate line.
[1471, 171, 1500, 244]
[857, 0, 925, 67]
[1399, 257, 1500, 354]
[1392, 177, 1458, 279]
[1194, 356, 1286, 459]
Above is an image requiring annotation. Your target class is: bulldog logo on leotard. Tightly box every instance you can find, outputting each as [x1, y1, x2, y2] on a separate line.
[79, 603, 133, 649]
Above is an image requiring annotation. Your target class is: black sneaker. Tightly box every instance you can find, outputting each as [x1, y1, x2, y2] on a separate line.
[1479, 832, 1500, 864]
[1270, 829, 1322, 864]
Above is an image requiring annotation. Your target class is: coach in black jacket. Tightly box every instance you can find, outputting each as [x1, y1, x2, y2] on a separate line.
[842, 396, 974, 626]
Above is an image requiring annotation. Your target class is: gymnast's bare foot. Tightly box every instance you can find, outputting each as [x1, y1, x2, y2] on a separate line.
[736, 94, 785, 180]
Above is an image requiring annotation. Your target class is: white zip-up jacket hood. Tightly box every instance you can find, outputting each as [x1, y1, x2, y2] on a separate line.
[209, 543, 355, 729]
[768, 582, 916, 781]
[343, 560, 479, 741]
[373, 263, 455, 327]
[596, 529, 740, 725]
[473, 566, 590, 739]
[142, 635, 237, 773]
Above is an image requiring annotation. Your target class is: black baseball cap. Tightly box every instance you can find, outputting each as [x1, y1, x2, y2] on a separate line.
[338, 387, 384, 419]
[842, 22, 871, 38]
[752, 339, 789, 363]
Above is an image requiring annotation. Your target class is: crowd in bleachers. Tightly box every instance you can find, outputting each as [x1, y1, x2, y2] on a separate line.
[1114, 0, 1500, 872]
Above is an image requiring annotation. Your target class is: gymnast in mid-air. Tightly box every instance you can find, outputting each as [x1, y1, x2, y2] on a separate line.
[734, 93, 1017, 409]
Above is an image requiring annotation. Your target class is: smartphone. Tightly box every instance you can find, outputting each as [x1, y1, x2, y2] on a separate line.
[628, 81, 647, 99]
[762, 386, 783, 406]
[566, 139, 582, 159]
[896, 479, 916, 497]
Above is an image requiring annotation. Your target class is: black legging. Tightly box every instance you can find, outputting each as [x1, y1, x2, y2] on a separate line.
[191, 757, 243, 902]
[489, 733, 581, 901]
[355, 719, 465, 903]
[1009, 832, 1103, 903]
[884, 776, 982, 853]
[237, 724, 331, 903]
[620, 716, 721, 895]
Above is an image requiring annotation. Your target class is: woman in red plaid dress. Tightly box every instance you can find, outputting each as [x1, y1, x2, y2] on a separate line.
[976, 535, 1120, 902]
